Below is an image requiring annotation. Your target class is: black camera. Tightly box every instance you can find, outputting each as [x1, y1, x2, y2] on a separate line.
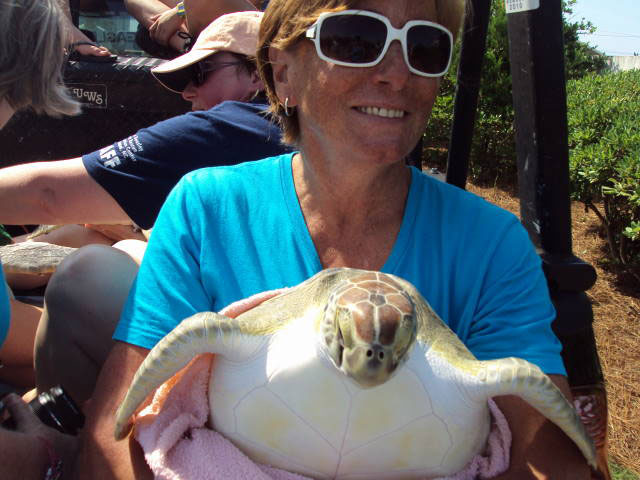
[2, 385, 85, 435]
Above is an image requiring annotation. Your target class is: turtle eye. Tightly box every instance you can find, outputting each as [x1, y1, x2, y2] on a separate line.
[337, 326, 345, 348]
[403, 314, 414, 329]
[336, 327, 345, 362]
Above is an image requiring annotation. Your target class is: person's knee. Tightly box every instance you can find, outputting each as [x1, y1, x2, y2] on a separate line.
[42, 244, 139, 346]
[45, 244, 138, 312]
[35, 245, 140, 393]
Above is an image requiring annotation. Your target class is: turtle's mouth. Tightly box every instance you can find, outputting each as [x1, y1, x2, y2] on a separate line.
[342, 344, 399, 388]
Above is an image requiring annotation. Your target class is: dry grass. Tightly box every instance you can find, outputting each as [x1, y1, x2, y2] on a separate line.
[467, 182, 640, 474]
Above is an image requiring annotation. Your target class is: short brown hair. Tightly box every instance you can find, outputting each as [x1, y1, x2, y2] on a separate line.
[227, 52, 258, 78]
[0, 0, 80, 117]
[257, 0, 467, 145]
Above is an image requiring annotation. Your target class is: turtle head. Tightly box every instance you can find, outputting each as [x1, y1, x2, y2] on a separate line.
[321, 273, 417, 388]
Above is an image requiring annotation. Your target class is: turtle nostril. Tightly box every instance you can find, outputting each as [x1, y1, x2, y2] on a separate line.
[366, 349, 385, 361]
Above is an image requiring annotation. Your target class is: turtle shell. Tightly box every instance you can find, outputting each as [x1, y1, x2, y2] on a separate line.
[115, 268, 596, 478]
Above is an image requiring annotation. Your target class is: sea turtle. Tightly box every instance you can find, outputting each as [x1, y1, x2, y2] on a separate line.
[115, 268, 596, 479]
[0, 241, 77, 275]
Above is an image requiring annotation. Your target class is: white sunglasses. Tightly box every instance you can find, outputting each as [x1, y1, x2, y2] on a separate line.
[305, 10, 454, 78]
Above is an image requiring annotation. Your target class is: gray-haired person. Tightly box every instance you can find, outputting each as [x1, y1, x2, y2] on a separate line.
[0, 0, 83, 386]
[1, 1, 80, 478]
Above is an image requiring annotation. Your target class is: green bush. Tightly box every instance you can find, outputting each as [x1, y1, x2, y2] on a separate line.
[567, 69, 640, 274]
[423, 0, 607, 184]
[423, 2, 516, 182]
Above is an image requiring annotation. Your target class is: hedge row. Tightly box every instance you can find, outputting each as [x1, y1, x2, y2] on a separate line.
[567, 69, 640, 273]
[422, 0, 607, 184]
[423, 68, 638, 274]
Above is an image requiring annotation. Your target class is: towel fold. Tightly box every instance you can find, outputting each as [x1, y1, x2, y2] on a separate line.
[134, 289, 511, 480]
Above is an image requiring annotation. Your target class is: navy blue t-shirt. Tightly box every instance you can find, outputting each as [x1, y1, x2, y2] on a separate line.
[82, 97, 288, 229]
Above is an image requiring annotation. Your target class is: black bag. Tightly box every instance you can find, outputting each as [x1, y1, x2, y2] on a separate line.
[0, 56, 190, 168]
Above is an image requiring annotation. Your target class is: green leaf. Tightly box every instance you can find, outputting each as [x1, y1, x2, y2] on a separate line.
[0, 225, 12, 246]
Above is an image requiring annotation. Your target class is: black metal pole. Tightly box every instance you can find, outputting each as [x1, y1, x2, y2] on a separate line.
[445, 0, 493, 189]
[507, 1, 573, 254]
[506, 0, 597, 293]
[506, 0, 601, 384]
[507, 9, 609, 474]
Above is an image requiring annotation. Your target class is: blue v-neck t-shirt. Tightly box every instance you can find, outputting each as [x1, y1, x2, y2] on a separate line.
[115, 153, 564, 374]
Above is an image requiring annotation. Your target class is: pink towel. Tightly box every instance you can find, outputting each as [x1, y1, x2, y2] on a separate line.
[134, 290, 511, 480]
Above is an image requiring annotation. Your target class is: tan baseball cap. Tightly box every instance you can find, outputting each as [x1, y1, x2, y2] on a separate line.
[152, 10, 263, 93]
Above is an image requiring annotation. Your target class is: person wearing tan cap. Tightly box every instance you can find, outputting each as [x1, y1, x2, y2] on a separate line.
[2, 10, 277, 293]
[1, 11, 283, 259]
[0, 11, 290, 426]
[152, 10, 264, 110]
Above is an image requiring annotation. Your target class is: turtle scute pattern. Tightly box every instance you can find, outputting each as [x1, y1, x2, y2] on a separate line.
[114, 267, 597, 478]
[328, 271, 416, 345]
[321, 272, 418, 388]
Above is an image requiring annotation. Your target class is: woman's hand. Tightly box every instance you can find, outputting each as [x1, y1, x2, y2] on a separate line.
[3, 393, 51, 437]
[148, 8, 184, 47]
[0, 393, 78, 478]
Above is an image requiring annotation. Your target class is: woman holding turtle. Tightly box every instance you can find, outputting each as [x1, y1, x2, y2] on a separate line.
[76, 0, 590, 478]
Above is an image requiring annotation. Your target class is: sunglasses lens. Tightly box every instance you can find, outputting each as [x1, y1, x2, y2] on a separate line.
[407, 25, 451, 75]
[192, 64, 204, 86]
[319, 14, 386, 64]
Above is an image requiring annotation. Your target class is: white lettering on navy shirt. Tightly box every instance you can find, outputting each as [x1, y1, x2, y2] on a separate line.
[100, 146, 121, 168]
[100, 134, 145, 168]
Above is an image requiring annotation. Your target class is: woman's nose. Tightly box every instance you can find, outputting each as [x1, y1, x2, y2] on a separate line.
[371, 41, 411, 90]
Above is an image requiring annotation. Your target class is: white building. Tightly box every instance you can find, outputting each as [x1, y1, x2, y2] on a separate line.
[607, 56, 640, 72]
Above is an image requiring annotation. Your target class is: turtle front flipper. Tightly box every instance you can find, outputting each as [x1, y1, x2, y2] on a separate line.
[0, 241, 76, 275]
[471, 357, 597, 468]
[114, 311, 266, 440]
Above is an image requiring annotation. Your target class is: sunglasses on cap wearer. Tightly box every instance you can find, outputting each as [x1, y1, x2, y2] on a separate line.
[305, 10, 453, 78]
[192, 59, 242, 87]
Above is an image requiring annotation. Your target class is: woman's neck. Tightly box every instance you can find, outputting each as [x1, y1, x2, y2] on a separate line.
[293, 148, 410, 211]
[291, 151, 412, 270]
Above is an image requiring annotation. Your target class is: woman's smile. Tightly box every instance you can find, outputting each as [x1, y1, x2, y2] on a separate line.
[354, 106, 407, 119]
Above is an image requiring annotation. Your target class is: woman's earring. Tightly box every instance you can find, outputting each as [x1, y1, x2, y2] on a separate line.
[283, 97, 293, 117]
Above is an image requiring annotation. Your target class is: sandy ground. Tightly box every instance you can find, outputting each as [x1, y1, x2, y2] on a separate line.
[466, 181, 640, 474]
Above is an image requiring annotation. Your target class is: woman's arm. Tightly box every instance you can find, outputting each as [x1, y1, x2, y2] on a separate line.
[493, 374, 590, 479]
[0, 158, 131, 226]
[72, 342, 153, 480]
[183, 0, 258, 37]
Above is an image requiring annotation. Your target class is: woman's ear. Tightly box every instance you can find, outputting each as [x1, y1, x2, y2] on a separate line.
[269, 45, 295, 106]
[249, 70, 264, 92]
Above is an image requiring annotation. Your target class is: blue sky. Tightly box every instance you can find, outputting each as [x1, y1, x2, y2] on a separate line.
[568, 0, 640, 56]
